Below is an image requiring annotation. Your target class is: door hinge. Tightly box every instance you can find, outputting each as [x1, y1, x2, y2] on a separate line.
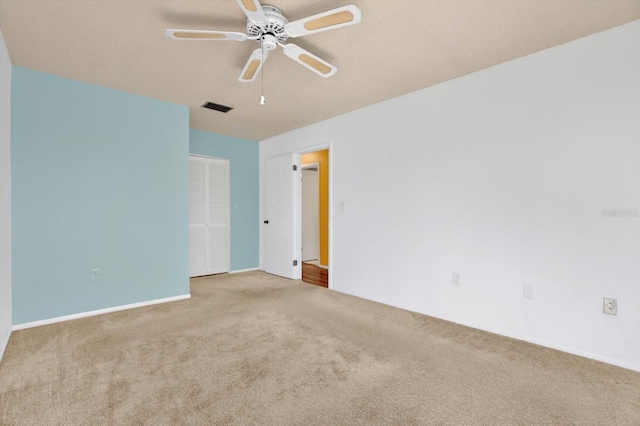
[293, 260, 298, 266]
[293, 165, 297, 171]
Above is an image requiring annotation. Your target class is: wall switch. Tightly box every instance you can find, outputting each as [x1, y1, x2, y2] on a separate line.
[91, 268, 100, 281]
[603, 298, 617, 315]
[523, 285, 534, 300]
[339, 202, 346, 213]
[452, 273, 461, 286]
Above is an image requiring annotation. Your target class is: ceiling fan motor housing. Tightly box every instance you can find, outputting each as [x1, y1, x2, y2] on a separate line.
[247, 5, 289, 44]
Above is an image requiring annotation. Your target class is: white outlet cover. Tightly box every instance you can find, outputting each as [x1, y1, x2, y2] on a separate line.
[523, 285, 534, 300]
[91, 268, 100, 281]
[603, 298, 617, 315]
[452, 273, 461, 286]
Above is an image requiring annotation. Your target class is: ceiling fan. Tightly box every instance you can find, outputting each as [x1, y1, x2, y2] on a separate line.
[166, 0, 362, 82]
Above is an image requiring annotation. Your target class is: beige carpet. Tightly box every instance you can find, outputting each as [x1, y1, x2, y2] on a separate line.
[1, 272, 639, 425]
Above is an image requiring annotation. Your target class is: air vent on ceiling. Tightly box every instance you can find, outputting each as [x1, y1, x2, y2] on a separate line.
[202, 102, 233, 113]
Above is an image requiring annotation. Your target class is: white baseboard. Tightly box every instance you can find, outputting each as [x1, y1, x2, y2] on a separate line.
[13, 294, 191, 331]
[229, 267, 260, 274]
[334, 289, 640, 373]
[423, 309, 640, 372]
[0, 329, 11, 362]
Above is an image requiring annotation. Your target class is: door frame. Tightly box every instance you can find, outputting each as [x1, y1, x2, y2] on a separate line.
[189, 154, 231, 276]
[294, 143, 332, 288]
[301, 162, 320, 263]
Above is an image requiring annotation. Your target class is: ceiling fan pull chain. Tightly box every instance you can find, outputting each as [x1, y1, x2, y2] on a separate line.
[260, 47, 266, 105]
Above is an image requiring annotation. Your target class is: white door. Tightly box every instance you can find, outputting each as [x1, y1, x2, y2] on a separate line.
[189, 156, 229, 277]
[264, 154, 299, 279]
[301, 168, 319, 261]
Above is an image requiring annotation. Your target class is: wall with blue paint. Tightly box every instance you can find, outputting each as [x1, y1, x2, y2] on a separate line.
[11, 67, 190, 325]
[190, 130, 259, 271]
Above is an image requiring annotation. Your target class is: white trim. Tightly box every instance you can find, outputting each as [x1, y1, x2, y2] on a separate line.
[229, 267, 260, 274]
[328, 144, 332, 288]
[422, 309, 640, 372]
[295, 142, 332, 156]
[0, 329, 11, 361]
[294, 153, 302, 279]
[13, 294, 191, 331]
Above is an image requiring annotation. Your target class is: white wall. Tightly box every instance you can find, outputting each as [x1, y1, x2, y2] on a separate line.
[0, 27, 13, 361]
[260, 21, 640, 370]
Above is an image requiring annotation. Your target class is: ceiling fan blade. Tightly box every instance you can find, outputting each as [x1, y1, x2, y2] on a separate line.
[235, 0, 267, 25]
[282, 44, 337, 78]
[239, 48, 267, 82]
[284, 5, 361, 38]
[165, 29, 247, 41]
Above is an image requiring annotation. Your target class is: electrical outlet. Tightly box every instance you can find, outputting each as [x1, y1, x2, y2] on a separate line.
[523, 285, 534, 300]
[91, 268, 100, 281]
[603, 298, 617, 315]
[452, 273, 461, 286]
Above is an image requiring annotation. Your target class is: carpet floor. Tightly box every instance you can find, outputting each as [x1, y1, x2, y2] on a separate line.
[1, 271, 639, 425]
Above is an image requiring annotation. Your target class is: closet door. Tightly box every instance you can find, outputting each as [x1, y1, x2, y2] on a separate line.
[189, 156, 229, 277]
[207, 158, 229, 274]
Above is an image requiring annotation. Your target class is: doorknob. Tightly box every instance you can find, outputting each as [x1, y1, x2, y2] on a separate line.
[263, 220, 269, 224]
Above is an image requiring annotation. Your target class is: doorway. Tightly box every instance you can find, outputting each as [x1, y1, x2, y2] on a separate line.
[262, 145, 332, 287]
[300, 150, 329, 288]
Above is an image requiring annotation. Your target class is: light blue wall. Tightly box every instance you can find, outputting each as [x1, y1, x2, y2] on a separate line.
[11, 67, 190, 324]
[190, 130, 259, 271]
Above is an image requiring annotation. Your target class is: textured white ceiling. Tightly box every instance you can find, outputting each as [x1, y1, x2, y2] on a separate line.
[1, 1, 638, 141]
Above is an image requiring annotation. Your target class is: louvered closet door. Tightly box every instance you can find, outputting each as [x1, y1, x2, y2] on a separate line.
[189, 156, 229, 277]
[207, 158, 229, 274]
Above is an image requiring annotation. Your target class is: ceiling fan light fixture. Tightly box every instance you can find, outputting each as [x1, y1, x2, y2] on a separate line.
[304, 10, 354, 31]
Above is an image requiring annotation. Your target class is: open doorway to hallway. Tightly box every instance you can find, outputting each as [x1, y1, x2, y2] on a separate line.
[300, 150, 329, 288]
